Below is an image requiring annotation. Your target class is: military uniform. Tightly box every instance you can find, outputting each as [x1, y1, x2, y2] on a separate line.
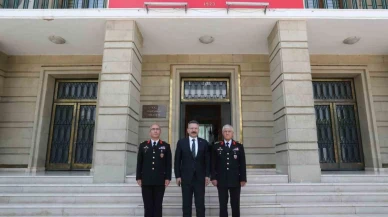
[136, 139, 172, 217]
[211, 140, 247, 217]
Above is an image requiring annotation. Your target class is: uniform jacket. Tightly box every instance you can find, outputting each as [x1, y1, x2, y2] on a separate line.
[136, 140, 172, 186]
[211, 140, 247, 187]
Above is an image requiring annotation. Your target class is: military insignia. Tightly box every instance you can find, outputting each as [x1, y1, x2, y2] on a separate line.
[220, 141, 224, 146]
[217, 147, 223, 151]
[233, 148, 239, 151]
[160, 153, 164, 158]
[232, 141, 237, 145]
[234, 155, 237, 159]
[159, 146, 166, 149]
[144, 146, 149, 153]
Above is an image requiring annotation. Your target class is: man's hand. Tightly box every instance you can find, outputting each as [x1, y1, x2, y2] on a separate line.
[137, 180, 142, 187]
[205, 177, 210, 186]
[176, 178, 181, 186]
[240, 181, 246, 187]
[165, 180, 170, 187]
[211, 180, 217, 186]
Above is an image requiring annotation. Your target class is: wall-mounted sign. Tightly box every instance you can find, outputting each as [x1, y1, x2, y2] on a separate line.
[142, 105, 167, 118]
[109, 0, 304, 9]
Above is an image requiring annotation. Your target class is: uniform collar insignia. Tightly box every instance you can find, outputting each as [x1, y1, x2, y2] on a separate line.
[147, 140, 151, 144]
[220, 141, 224, 146]
[159, 140, 163, 144]
[232, 141, 236, 145]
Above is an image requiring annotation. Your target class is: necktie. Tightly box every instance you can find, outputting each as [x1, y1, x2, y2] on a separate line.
[153, 141, 156, 148]
[226, 142, 230, 149]
[191, 139, 196, 158]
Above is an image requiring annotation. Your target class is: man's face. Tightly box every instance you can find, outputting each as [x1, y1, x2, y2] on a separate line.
[149, 124, 161, 139]
[222, 128, 234, 141]
[187, 123, 199, 138]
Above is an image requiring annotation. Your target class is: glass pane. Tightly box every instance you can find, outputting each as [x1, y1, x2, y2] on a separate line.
[315, 105, 336, 163]
[198, 124, 215, 144]
[57, 82, 98, 100]
[49, 105, 74, 164]
[183, 80, 228, 101]
[1, 0, 24, 8]
[313, 81, 353, 100]
[74, 105, 96, 164]
[336, 105, 362, 163]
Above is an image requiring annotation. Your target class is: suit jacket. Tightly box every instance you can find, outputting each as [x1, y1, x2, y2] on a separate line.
[136, 140, 172, 186]
[211, 140, 247, 187]
[174, 137, 210, 185]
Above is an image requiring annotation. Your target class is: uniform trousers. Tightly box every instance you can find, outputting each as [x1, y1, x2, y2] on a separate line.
[141, 185, 166, 217]
[216, 186, 241, 217]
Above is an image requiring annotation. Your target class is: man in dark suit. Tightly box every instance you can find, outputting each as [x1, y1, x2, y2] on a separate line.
[136, 124, 172, 217]
[211, 124, 247, 217]
[174, 120, 210, 217]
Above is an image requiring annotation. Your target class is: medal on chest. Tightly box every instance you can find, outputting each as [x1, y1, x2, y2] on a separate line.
[144, 146, 149, 153]
[234, 151, 237, 159]
[159, 146, 165, 158]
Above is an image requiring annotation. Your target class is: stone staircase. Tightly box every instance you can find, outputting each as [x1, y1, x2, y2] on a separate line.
[1, 170, 388, 216]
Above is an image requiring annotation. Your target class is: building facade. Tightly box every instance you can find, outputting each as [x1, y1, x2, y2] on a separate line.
[0, 0, 388, 183]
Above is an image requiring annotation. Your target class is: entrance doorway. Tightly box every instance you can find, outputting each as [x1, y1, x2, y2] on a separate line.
[181, 104, 231, 144]
[46, 80, 97, 170]
[179, 78, 232, 144]
[313, 79, 364, 170]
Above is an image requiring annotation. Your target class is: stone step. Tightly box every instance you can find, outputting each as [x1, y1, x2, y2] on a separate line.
[2, 183, 388, 193]
[2, 192, 388, 204]
[0, 176, 93, 184]
[1, 203, 388, 216]
[321, 174, 388, 183]
[125, 174, 289, 183]
[9, 215, 388, 217]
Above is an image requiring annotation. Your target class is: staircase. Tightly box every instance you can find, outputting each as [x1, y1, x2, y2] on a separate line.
[1, 170, 388, 216]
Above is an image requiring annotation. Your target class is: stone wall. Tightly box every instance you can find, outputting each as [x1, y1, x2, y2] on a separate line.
[139, 54, 273, 166]
[2, 53, 388, 169]
[0, 55, 102, 167]
[311, 55, 388, 168]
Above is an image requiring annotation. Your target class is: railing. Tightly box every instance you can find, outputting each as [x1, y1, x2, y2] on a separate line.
[0, 0, 106, 8]
[305, 0, 388, 9]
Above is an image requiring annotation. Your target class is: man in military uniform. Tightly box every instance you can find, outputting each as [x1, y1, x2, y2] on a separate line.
[136, 124, 172, 217]
[211, 124, 247, 217]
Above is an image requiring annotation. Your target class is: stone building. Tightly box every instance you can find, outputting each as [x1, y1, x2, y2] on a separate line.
[0, 1, 387, 185]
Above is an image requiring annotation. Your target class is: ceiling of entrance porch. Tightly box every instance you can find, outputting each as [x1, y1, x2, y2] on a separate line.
[0, 16, 388, 55]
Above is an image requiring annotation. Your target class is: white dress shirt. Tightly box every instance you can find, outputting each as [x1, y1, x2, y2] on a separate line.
[224, 140, 232, 148]
[151, 139, 159, 147]
[189, 136, 198, 156]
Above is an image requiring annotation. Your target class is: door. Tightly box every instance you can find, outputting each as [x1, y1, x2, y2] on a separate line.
[313, 79, 364, 170]
[46, 80, 97, 170]
[185, 105, 222, 144]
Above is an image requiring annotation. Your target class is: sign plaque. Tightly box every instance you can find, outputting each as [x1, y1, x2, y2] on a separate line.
[142, 105, 167, 118]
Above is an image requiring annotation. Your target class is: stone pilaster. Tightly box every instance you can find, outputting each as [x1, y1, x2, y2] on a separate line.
[93, 20, 143, 183]
[0, 52, 7, 98]
[267, 20, 321, 183]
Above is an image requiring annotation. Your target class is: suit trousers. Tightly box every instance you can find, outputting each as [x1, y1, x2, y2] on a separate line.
[217, 186, 241, 217]
[181, 172, 206, 217]
[141, 185, 166, 217]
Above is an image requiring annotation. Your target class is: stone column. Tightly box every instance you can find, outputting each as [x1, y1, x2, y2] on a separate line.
[93, 20, 143, 183]
[267, 20, 321, 183]
[0, 52, 7, 98]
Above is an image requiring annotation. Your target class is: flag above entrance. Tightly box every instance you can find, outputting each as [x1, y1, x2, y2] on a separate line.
[109, 0, 304, 9]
